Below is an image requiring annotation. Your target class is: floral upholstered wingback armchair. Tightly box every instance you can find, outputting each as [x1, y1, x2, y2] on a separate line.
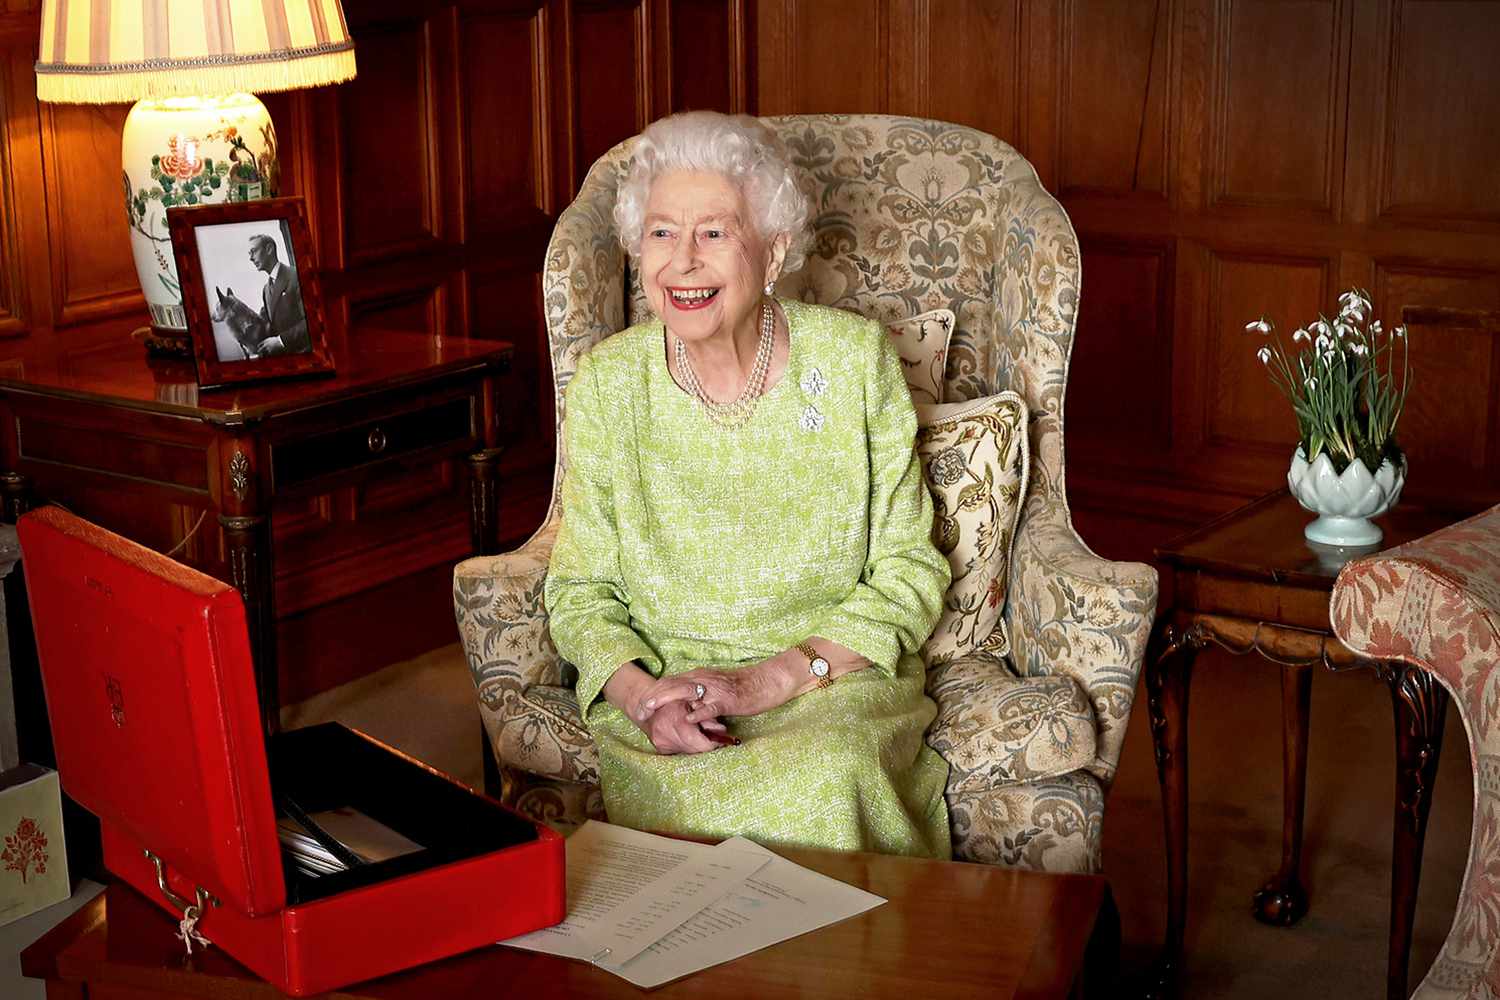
[1332, 505, 1500, 998]
[454, 115, 1158, 874]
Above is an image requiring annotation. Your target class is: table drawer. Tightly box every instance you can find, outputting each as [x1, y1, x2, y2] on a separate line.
[271, 396, 476, 490]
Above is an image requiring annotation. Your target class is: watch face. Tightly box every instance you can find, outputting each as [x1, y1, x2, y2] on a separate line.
[809, 656, 831, 678]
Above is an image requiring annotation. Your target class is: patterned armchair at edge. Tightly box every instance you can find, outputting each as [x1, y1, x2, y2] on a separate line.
[1332, 505, 1500, 998]
[453, 115, 1158, 873]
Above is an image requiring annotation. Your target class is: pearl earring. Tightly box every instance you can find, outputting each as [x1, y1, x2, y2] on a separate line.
[764, 280, 775, 296]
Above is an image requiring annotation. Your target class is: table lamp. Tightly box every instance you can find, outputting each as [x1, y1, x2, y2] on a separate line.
[34, 1, 356, 355]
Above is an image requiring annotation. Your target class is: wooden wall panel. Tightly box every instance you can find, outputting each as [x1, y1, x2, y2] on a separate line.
[1380, 0, 1500, 223]
[1212, 0, 1345, 212]
[340, 20, 444, 262]
[1205, 254, 1328, 453]
[759, 0, 886, 114]
[921, 0, 1021, 143]
[1373, 263, 1499, 500]
[461, 4, 551, 237]
[666, 0, 740, 112]
[574, 0, 647, 177]
[40, 104, 139, 321]
[1059, 0, 1170, 197]
[1069, 240, 1174, 461]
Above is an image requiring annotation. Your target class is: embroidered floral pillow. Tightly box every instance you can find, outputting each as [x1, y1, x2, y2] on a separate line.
[888, 309, 954, 405]
[916, 391, 1029, 664]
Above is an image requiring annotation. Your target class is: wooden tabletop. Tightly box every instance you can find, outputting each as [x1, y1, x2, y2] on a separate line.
[23, 847, 1107, 1000]
[0, 317, 512, 424]
[1157, 489, 1458, 590]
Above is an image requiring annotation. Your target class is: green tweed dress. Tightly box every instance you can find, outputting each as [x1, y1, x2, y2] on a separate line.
[544, 299, 953, 859]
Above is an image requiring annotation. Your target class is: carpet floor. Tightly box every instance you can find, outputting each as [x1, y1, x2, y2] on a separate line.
[281, 641, 1474, 998]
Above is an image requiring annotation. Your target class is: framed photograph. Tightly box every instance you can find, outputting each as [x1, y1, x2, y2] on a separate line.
[168, 197, 334, 390]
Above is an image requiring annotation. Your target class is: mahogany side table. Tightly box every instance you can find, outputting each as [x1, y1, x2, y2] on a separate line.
[0, 322, 512, 738]
[1144, 490, 1456, 1000]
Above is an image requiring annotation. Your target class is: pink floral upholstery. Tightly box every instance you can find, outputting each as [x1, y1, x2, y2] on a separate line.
[454, 115, 1159, 873]
[1331, 504, 1500, 999]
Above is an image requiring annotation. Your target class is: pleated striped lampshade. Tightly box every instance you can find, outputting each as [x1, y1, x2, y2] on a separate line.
[35, 0, 356, 104]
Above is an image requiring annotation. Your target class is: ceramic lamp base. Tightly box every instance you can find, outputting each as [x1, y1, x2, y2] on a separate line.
[122, 94, 279, 334]
[1303, 513, 1383, 547]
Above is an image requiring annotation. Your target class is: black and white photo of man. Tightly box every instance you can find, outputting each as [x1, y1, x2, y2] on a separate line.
[247, 233, 309, 355]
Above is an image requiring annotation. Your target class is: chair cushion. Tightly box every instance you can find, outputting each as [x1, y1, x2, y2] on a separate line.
[887, 308, 954, 404]
[925, 653, 1096, 794]
[916, 391, 1029, 662]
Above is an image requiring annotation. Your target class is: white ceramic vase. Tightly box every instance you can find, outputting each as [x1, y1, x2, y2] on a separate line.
[1286, 446, 1406, 547]
[121, 94, 279, 332]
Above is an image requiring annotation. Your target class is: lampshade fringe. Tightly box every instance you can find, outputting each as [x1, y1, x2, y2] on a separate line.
[36, 48, 356, 104]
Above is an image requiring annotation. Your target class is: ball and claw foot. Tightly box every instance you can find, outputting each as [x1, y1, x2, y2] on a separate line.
[1252, 875, 1309, 926]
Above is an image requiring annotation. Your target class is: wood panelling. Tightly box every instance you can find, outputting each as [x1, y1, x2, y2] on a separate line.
[919, 0, 1021, 142]
[461, 4, 551, 236]
[1380, 0, 1500, 223]
[1211, 0, 1346, 212]
[339, 19, 447, 262]
[1059, 0, 1170, 197]
[574, 0, 648, 177]
[39, 104, 139, 322]
[758, 0, 887, 114]
[1068, 239, 1174, 460]
[665, 0, 742, 113]
[1205, 252, 1327, 451]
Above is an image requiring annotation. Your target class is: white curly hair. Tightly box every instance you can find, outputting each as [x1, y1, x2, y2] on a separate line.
[614, 111, 812, 276]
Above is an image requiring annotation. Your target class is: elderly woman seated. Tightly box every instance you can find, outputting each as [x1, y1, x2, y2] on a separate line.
[544, 111, 952, 859]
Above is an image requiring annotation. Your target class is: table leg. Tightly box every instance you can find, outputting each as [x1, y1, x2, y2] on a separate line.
[467, 446, 505, 556]
[1253, 659, 1312, 925]
[1141, 614, 1204, 998]
[1384, 663, 1448, 1000]
[221, 512, 278, 739]
[0, 471, 31, 523]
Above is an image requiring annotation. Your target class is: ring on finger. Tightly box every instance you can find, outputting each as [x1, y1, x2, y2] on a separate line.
[694, 682, 706, 701]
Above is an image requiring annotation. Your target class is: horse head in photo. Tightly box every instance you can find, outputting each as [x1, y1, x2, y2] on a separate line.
[212, 287, 269, 359]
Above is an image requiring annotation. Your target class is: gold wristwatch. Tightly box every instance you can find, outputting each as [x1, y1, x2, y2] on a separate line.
[797, 641, 833, 689]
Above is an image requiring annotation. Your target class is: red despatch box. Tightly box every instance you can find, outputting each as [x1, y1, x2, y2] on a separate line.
[17, 507, 565, 996]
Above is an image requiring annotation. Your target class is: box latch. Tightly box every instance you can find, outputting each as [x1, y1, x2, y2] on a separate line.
[144, 849, 220, 956]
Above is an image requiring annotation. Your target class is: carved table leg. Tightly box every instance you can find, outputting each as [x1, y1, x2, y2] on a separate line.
[0, 471, 31, 523]
[221, 512, 277, 740]
[467, 447, 505, 556]
[1384, 663, 1448, 1000]
[1141, 614, 1204, 998]
[1253, 659, 1313, 925]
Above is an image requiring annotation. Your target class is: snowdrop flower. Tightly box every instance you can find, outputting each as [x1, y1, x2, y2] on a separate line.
[1394, 325, 1407, 339]
[1334, 322, 1354, 339]
[1305, 376, 1319, 391]
[1246, 318, 1272, 335]
[1314, 334, 1332, 352]
[1313, 320, 1333, 337]
[1292, 328, 1310, 343]
[1322, 350, 1338, 365]
[1256, 346, 1272, 364]
[1371, 320, 1383, 335]
[1350, 343, 1368, 356]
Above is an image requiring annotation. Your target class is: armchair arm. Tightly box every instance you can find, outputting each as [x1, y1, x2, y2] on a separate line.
[1003, 498, 1158, 786]
[454, 516, 604, 785]
[1330, 505, 1500, 999]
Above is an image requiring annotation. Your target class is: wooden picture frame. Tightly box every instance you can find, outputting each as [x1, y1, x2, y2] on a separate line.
[168, 197, 334, 390]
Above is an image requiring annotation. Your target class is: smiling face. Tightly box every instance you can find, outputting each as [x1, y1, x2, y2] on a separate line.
[639, 170, 787, 347]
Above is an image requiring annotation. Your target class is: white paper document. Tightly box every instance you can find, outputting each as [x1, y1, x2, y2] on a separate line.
[610, 836, 886, 988]
[500, 822, 887, 988]
[501, 820, 769, 967]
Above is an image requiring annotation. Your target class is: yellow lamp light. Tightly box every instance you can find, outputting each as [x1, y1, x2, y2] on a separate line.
[35, 1, 355, 351]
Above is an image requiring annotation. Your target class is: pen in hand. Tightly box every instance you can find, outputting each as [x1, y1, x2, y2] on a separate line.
[701, 725, 740, 747]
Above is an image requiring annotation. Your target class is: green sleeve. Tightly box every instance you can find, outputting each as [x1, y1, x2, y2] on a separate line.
[811, 325, 951, 673]
[543, 354, 661, 712]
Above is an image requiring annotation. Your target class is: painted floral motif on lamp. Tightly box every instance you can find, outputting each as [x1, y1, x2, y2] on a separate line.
[121, 94, 279, 333]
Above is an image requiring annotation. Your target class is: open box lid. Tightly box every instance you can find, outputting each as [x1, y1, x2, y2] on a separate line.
[17, 506, 286, 916]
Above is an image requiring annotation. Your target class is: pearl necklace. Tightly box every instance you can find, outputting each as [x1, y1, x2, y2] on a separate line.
[674, 302, 774, 429]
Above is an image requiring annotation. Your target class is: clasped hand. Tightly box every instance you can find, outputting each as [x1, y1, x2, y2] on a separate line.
[633, 660, 790, 735]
